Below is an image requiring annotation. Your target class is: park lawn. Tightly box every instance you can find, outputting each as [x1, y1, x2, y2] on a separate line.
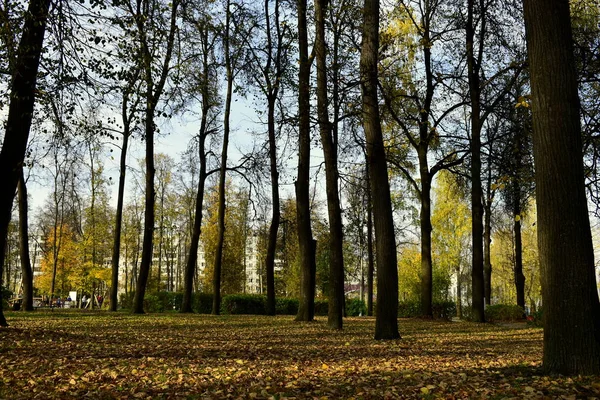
[0, 312, 598, 399]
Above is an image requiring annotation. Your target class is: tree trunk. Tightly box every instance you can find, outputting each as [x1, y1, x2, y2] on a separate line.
[0, 0, 50, 327]
[315, 0, 344, 330]
[294, 0, 316, 322]
[18, 168, 34, 312]
[513, 184, 525, 311]
[456, 265, 462, 319]
[366, 169, 374, 317]
[361, 0, 399, 340]
[523, 0, 600, 375]
[418, 149, 432, 317]
[132, 0, 179, 314]
[265, 93, 279, 316]
[483, 177, 493, 306]
[466, 0, 485, 323]
[212, 0, 233, 315]
[133, 104, 157, 314]
[110, 100, 132, 312]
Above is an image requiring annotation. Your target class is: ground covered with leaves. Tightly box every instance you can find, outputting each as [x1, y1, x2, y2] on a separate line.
[0, 312, 598, 399]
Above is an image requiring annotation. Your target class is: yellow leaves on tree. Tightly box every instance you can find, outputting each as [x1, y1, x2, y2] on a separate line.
[200, 180, 248, 294]
[37, 224, 80, 297]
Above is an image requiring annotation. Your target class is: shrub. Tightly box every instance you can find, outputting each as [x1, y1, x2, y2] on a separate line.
[221, 294, 266, 315]
[193, 293, 214, 314]
[276, 298, 299, 315]
[119, 292, 135, 310]
[528, 308, 543, 327]
[346, 298, 367, 316]
[314, 299, 328, 316]
[432, 301, 456, 320]
[1, 286, 12, 311]
[143, 294, 165, 313]
[485, 304, 525, 322]
[397, 301, 421, 318]
[397, 301, 456, 320]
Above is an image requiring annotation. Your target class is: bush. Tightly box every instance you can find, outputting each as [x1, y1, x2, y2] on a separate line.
[193, 293, 214, 314]
[397, 301, 456, 320]
[221, 294, 266, 315]
[432, 301, 456, 320]
[346, 298, 367, 316]
[143, 294, 165, 313]
[1, 285, 12, 311]
[397, 301, 421, 318]
[276, 298, 299, 315]
[314, 299, 328, 316]
[528, 308, 543, 327]
[485, 304, 525, 322]
[119, 292, 135, 310]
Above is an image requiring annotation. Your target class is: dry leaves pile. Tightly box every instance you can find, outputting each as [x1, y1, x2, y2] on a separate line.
[0, 312, 598, 399]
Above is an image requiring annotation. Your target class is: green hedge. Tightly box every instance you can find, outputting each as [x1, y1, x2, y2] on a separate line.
[346, 298, 367, 316]
[276, 298, 299, 315]
[120, 292, 369, 317]
[485, 304, 525, 322]
[220, 294, 266, 315]
[397, 301, 456, 320]
[1, 286, 12, 311]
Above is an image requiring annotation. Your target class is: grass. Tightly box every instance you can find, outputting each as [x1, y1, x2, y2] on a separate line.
[0, 311, 598, 399]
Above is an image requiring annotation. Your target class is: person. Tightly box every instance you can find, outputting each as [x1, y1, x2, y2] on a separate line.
[57, 297, 62, 308]
[81, 295, 87, 308]
[97, 295, 103, 307]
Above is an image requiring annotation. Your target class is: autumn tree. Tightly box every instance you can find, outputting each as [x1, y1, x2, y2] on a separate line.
[379, 0, 467, 317]
[294, 0, 317, 322]
[0, 0, 51, 326]
[523, 0, 600, 374]
[179, 1, 221, 313]
[126, 0, 180, 314]
[361, 0, 399, 339]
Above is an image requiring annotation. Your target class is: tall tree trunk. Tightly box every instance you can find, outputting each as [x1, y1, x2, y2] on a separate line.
[366, 168, 374, 317]
[294, 0, 316, 322]
[265, 93, 280, 316]
[212, 0, 233, 315]
[456, 265, 462, 318]
[483, 174, 493, 306]
[513, 176, 525, 311]
[523, 0, 600, 375]
[315, 0, 344, 330]
[18, 168, 34, 312]
[263, 0, 283, 316]
[0, 0, 50, 327]
[418, 149, 432, 317]
[466, 0, 485, 323]
[110, 121, 129, 311]
[132, 0, 179, 314]
[361, 0, 399, 340]
[181, 21, 212, 313]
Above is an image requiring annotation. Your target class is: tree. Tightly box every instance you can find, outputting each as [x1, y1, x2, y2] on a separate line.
[294, 0, 317, 322]
[130, 0, 181, 314]
[0, 0, 51, 327]
[179, 3, 221, 313]
[379, 0, 467, 317]
[314, 0, 345, 330]
[522, 0, 600, 375]
[17, 168, 34, 311]
[360, 0, 399, 340]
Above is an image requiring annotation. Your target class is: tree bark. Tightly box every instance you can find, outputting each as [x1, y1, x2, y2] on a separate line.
[361, 0, 399, 340]
[0, 0, 50, 326]
[466, 0, 485, 323]
[513, 174, 525, 311]
[110, 83, 135, 312]
[212, 0, 233, 315]
[132, 0, 179, 314]
[523, 0, 600, 375]
[18, 168, 34, 312]
[315, 0, 344, 330]
[483, 175, 493, 306]
[294, 0, 316, 322]
[366, 168, 374, 317]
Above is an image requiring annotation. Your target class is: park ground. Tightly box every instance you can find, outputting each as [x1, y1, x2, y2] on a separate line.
[0, 312, 599, 399]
